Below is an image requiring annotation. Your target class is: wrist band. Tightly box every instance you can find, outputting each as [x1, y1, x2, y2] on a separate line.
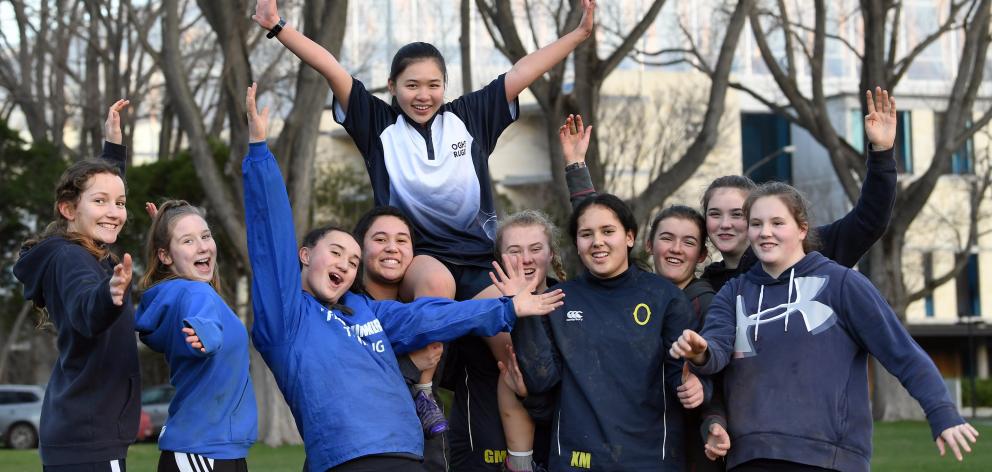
[266, 17, 286, 39]
[565, 161, 586, 171]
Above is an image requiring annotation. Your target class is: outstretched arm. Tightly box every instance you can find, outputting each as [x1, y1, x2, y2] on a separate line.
[101, 99, 129, 177]
[253, 0, 353, 108]
[560, 114, 597, 206]
[503, 0, 595, 101]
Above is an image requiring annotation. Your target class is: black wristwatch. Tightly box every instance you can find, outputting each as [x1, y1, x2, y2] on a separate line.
[266, 17, 286, 39]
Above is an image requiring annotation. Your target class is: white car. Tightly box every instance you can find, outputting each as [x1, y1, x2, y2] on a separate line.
[0, 385, 43, 449]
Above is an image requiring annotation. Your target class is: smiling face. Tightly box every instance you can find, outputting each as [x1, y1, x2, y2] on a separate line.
[499, 224, 552, 292]
[300, 230, 362, 304]
[361, 215, 413, 285]
[159, 214, 216, 283]
[705, 187, 749, 264]
[649, 216, 706, 289]
[388, 59, 446, 125]
[748, 195, 808, 277]
[576, 205, 635, 279]
[61, 172, 127, 244]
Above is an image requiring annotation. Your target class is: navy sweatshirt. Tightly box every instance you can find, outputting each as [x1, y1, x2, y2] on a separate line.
[702, 147, 897, 291]
[512, 266, 692, 471]
[695, 252, 962, 471]
[12, 141, 138, 466]
[14, 237, 140, 465]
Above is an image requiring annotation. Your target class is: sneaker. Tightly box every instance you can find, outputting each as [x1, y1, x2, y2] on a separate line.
[414, 390, 448, 437]
[501, 457, 547, 472]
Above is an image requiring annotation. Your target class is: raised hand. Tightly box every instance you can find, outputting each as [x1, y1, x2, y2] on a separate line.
[677, 364, 704, 409]
[669, 329, 709, 365]
[252, 0, 280, 29]
[511, 288, 564, 318]
[704, 423, 731, 460]
[246, 82, 270, 143]
[490, 254, 536, 297]
[182, 326, 207, 353]
[559, 114, 592, 166]
[104, 99, 130, 145]
[409, 343, 443, 372]
[145, 202, 158, 219]
[864, 87, 896, 151]
[936, 422, 979, 461]
[109, 253, 132, 306]
[497, 343, 529, 397]
[576, 0, 596, 37]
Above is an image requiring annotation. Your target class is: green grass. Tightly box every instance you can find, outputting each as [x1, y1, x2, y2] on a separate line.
[0, 421, 989, 471]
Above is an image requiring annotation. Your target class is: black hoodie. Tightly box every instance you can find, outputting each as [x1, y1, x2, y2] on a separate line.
[11, 142, 139, 465]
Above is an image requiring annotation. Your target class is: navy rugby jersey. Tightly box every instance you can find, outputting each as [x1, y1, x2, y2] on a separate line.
[334, 76, 519, 268]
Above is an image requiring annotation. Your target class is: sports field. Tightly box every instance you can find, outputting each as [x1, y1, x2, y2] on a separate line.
[0, 421, 989, 471]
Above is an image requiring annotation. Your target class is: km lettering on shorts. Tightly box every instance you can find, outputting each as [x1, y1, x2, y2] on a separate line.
[483, 449, 507, 464]
[570, 450, 592, 469]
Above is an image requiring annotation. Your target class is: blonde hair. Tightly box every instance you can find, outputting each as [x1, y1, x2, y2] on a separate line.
[495, 210, 567, 282]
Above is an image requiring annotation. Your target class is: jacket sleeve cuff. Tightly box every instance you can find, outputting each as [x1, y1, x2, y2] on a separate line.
[246, 141, 271, 161]
[866, 147, 896, 170]
[182, 317, 224, 357]
[397, 355, 421, 384]
[926, 403, 965, 440]
[566, 165, 596, 201]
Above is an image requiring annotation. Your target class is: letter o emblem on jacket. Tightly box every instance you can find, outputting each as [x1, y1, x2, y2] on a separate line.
[633, 303, 651, 326]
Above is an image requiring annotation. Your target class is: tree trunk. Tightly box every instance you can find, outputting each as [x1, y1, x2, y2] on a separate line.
[272, 0, 349, 235]
[0, 302, 32, 383]
[871, 357, 925, 421]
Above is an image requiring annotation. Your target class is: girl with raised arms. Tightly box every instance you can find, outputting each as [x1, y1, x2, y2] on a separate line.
[242, 83, 562, 472]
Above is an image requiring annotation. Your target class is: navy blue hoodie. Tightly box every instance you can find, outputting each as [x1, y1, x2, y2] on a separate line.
[13, 237, 140, 465]
[695, 252, 962, 471]
[136, 279, 257, 458]
[512, 266, 692, 471]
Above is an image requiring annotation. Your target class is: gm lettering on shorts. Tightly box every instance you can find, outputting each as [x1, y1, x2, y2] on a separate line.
[570, 450, 592, 468]
[483, 449, 507, 464]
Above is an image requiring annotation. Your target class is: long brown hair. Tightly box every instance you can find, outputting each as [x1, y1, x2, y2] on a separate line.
[495, 210, 567, 282]
[21, 159, 124, 261]
[139, 200, 222, 292]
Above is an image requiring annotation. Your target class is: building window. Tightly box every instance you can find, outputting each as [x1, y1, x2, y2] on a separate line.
[935, 111, 974, 175]
[956, 253, 981, 318]
[741, 113, 792, 184]
[923, 252, 935, 318]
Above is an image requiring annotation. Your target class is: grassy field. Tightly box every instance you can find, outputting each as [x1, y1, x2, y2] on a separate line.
[0, 421, 989, 471]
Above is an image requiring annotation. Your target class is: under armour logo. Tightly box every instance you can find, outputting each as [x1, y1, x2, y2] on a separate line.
[566, 310, 584, 321]
[734, 276, 836, 357]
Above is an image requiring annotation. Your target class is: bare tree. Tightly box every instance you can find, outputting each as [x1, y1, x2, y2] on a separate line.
[732, 0, 992, 419]
[476, 0, 753, 224]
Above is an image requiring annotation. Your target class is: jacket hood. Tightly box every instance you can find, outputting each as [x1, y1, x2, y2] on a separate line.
[135, 279, 186, 351]
[743, 251, 831, 285]
[13, 237, 74, 308]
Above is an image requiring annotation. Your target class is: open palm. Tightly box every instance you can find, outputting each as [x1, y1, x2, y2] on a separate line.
[864, 87, 896, 150]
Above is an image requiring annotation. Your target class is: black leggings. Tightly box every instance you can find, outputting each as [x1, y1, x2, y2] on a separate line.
[158, 451, 248, 472]
[43, 460, 125, 472]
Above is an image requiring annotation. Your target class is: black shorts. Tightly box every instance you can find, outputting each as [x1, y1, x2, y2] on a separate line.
[730, 459, 837, 472]
[438, 260, 494, 301]
[447, 336, 550, 471]
[43, 459, 125, 472]
[158, 452, 247, 472]
[328, 455, 425, 472]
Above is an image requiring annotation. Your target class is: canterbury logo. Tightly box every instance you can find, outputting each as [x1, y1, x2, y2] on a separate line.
[566, 310, 584, 321]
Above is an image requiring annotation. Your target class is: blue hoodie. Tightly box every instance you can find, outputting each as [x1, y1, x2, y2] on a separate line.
[244, 142, 521, 471]
[695, 252, 962, 471]
[135, 278, 257, 458]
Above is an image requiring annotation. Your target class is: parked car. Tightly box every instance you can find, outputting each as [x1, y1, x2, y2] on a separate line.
[141, 384, 175, 437]
[0, 384, 43, 449]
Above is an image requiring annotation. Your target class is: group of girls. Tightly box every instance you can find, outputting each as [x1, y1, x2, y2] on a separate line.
[13, 0, 983, 470]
